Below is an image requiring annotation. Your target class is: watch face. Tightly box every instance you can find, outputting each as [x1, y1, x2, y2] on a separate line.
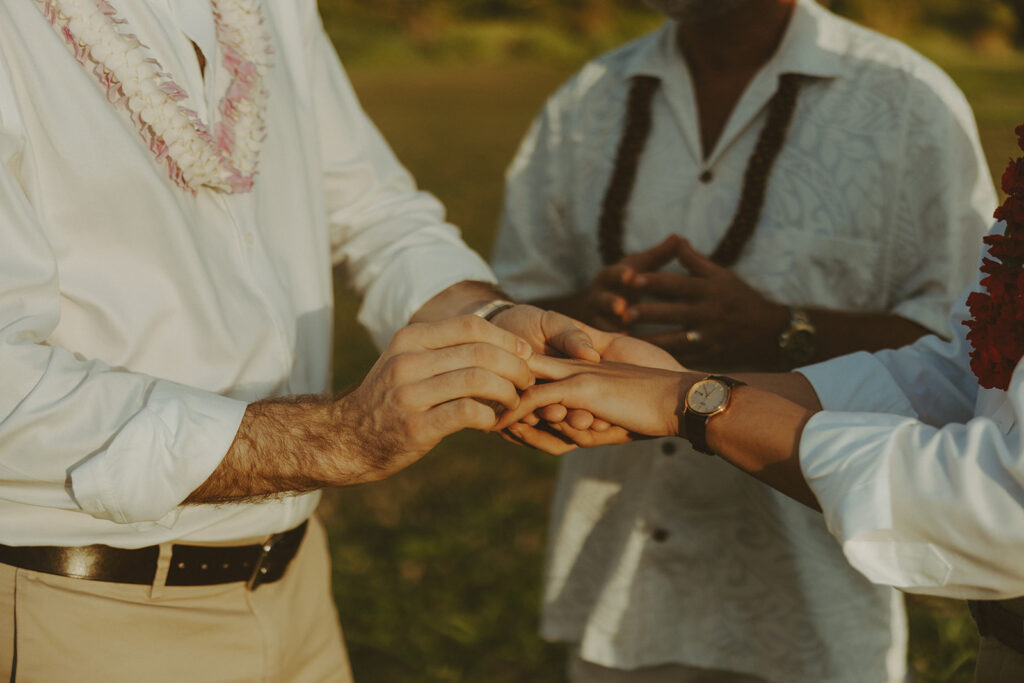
[686, 379, 729, 416]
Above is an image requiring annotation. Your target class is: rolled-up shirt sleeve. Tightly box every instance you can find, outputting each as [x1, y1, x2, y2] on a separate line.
[309, 20, 495, 349]
[800, 404, 1024, 600]
[799, 239, 1024, 598]
[0, 128, 248, 527]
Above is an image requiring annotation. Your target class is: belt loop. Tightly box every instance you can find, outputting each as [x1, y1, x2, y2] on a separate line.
[149, 541, 174, 600]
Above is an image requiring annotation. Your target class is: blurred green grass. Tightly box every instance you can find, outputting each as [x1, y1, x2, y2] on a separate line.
[321, 20, 1024, 683]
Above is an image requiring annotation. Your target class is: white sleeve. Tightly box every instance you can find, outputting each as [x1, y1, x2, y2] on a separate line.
[491, 87, 584, 302]
[799, 239, 1024, 599]
[885, 69, 996, 337]
[310, 24, 495, 349]
[800, 399, 1024, 600]
[799, 287, 978, 426]
[0, 127, 247, 527]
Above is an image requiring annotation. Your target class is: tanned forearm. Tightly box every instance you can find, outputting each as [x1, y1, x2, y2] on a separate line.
[184, 394, 376, 505]
[410, 280, 512, 324]
[186, 310, 540, 505]
[704, 384, 821, 510]
[685, 371, 822, 509]
[188, 280, 538, 505]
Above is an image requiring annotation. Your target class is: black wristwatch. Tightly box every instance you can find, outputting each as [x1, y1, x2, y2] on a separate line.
[682, 375, 746, 455]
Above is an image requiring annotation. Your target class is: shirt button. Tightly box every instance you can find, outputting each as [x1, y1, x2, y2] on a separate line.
[661, 441, 677, 456]
[652, 528, 670, 543]
[699, 170, 713, 183]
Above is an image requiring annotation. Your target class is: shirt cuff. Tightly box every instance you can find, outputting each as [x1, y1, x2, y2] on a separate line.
[358, 243, 497, 349]
[799, 411, 905, 541]
[799, 410, 955, 591]
[69, 380, 247, 526]
[797, 351, 918, 417]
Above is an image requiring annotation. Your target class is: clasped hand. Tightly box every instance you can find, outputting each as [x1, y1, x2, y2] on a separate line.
[580, 234, 788, 368]
[342, 305, 687, 476]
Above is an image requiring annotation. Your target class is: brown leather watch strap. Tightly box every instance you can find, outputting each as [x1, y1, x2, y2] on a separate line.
[683, 375, 746, 455]
[685, 408, 715, 455]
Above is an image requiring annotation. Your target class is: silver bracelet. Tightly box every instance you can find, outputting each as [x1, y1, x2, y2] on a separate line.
[471, 299, 517, 322]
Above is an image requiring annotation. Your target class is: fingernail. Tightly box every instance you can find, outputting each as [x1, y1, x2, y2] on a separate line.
[633, 275, 647, 287]
[516, 339, 532, 358]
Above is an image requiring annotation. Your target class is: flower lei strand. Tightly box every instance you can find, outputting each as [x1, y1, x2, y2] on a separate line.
[964, 123, 1024, 390]
[36, 0, 272, 194]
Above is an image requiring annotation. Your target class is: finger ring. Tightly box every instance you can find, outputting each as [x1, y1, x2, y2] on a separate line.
[685, 329, 702, 345]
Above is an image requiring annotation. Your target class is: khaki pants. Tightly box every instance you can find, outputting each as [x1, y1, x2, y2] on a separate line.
[0, 517, 352, 683]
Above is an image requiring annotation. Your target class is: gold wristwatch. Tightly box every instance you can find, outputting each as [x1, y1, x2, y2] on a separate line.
[682, 375, 746, 455]
[778, 307, 816, 366]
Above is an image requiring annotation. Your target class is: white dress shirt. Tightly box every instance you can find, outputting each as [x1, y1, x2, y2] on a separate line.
[0, 0, 495, 547]
[800, 220, 1024, 601]
[492, 1, 996, 680]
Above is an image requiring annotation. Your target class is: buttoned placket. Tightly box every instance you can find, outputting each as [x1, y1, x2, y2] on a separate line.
[633, 40, 801, 550]
[151, 1, 298, 387]
[644, 438, 680, 545]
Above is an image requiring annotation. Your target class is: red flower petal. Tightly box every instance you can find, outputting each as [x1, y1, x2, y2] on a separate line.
[967, 121, 1024, 390]
[1003, 158, 1024, 196]
[995, 196, 1024, 227]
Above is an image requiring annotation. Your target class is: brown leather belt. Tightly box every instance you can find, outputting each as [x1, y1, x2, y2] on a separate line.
[0, 521, 307, 591]
[970, 599, 1024, 655]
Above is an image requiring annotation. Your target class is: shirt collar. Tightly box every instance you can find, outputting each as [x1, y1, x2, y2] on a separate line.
[144, 0, 219, 65]
[624, 0, 845, 83]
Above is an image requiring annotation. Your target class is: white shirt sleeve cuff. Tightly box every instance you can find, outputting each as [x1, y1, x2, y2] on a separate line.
[797, 351, 918, 417]
[799, 410, 956, 591]
[799, 411, 901, 541]
[358, 242, 497, 349]
[69, 380, 247, 526]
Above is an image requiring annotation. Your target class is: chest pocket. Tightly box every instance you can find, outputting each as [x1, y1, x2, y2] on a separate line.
[736, 228, 885, 310]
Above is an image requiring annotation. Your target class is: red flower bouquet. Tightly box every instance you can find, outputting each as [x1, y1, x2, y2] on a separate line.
[964, 124, 1024, 390]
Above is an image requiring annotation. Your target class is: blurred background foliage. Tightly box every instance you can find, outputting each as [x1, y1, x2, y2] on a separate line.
[319, 1, 1024, 681]
[318, 0, 1024, 64]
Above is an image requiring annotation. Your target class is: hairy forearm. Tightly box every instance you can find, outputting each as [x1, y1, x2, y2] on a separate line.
[185, 394, 370, 505]
[187, 311, 541, 504]
[410, 280, 511, 324]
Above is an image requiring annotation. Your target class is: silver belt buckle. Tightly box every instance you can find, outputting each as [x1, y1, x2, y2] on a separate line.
[245, 531, 284, 591]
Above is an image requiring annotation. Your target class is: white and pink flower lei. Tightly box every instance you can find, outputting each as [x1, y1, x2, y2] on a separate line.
[35, 0, 273, 194]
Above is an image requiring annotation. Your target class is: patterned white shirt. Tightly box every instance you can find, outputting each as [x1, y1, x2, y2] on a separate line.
[492, 1, 996, 680]
[0, 0, 495, 547]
